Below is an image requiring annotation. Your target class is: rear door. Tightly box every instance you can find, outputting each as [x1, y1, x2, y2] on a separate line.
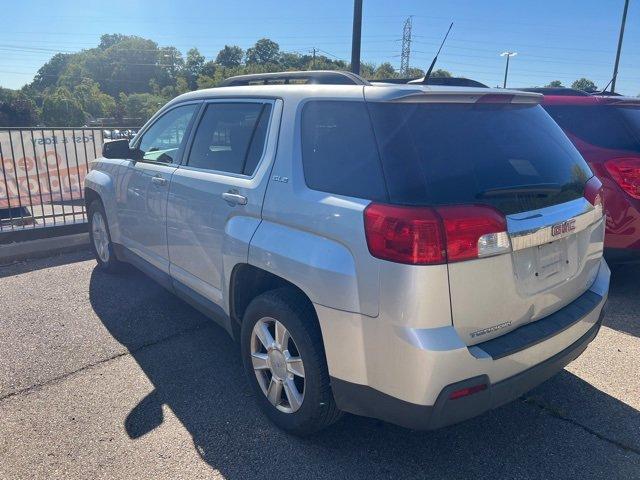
[367, 98, 605, 345]
[167, 98, 280, 308]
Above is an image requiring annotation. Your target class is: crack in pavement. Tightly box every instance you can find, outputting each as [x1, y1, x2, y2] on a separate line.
[522, 396, 640, 456]
[0, 323, 213, 404]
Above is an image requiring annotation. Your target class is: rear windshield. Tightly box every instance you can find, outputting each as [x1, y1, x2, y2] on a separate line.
[543, 105, 640, 152]
[368, 103, 592, 214]
[301, 101, 592, 215]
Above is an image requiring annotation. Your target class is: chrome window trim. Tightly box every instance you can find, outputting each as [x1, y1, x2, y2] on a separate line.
[507, 197, 603, 251]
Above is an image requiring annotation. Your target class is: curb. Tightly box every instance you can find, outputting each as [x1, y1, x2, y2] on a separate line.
[0, 233, 90, 265]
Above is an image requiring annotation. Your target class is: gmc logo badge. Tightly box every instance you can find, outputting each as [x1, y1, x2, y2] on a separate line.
[551, 219, 576, 237]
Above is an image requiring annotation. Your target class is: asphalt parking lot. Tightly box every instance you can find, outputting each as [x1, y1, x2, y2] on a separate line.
[0, 250, 639, 480]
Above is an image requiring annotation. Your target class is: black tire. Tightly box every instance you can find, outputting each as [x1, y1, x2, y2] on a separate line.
[87, 200, 125, 273]
[241, 288, 342, 435]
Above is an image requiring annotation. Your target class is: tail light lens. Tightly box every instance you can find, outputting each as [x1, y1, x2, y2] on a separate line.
[584, 175, 604, 216]
[437, 205, 510, 262]
[604, 157, 640, 200]
[364, 203, 510, 265]
[363, 204, 446, 265]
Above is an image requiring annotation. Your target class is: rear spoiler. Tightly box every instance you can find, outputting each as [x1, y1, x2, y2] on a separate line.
[365, 87, 542, 105]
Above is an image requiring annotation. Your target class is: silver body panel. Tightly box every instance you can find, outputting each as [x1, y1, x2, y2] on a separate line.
[85, 82, 610, 413]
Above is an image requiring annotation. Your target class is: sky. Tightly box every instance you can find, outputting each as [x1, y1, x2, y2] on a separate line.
[0, 0, 638, 95]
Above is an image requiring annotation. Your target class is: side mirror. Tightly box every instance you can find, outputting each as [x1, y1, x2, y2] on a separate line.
[102, 139, 139, 159]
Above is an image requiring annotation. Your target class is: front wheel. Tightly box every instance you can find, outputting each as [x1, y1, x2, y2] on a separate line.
[88, 200, 125, 273]
[241, 288, 342, 435]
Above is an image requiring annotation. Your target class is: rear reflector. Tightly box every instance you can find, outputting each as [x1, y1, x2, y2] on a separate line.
[604, 157, 640, 200]
[364, 203, 510, 265]
[449, 383, 488, 400]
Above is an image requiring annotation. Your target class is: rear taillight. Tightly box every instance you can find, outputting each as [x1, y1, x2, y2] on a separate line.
[604, 157, 640, 200]
[437, 206, 511, 262]
[584, 175, 604, 216]
[364, 203, 510, 265]
[363, 204, 446, 265]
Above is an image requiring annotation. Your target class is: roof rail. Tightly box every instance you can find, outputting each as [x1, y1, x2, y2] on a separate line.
[517, 87, 590, 96]
[218, 70, 370, 87]
[371, 77, 489, 88]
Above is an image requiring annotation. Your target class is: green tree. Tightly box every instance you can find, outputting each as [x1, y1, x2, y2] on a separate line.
[571, 78, 598, 93]
[431, 69, 452, 78]
[372, 62, 397, 79]
[0, 88, 39, 127]
[41, 87, 85, 126]
[31, 53, 70, 91]
[246, 38, 280, 65]
[215, 45, 244, 68]
[405, 67, 426, 78]
[545, 80, 564, 87]
[73, 79, 115, 119]
[184, 48, 205, 89]
[119, 92, 166, 123]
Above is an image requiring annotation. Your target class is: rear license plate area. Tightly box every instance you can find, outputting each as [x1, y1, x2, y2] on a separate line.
[536, 239, 568, 280]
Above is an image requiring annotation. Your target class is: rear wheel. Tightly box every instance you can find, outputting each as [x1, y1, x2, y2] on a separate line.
[88, 200, 124, 273]
[241, 288, 342, 435]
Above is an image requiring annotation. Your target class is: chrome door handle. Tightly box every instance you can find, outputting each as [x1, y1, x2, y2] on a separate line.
[151, 175, 168, 186]
[222, 191, 247, 206]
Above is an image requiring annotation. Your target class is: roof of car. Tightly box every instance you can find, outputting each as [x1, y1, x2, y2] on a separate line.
[169, 83, 541, 108]
[164, 69, 541, 108]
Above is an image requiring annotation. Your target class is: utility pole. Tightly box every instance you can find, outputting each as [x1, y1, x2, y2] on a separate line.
[312, 48, 317, 69]
[500, 51, 517, 88]
[351, 0, 363, 75]
[400, 16, 413, 76]
[611, 0, 629, 93]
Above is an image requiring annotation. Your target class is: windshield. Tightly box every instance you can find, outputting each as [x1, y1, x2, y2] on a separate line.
[367, 103, 592, 215]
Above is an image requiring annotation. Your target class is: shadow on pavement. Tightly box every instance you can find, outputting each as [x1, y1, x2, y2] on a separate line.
[89, 266, 640, 480]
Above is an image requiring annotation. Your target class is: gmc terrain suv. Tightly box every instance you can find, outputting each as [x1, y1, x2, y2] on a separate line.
[85, 70, 610, 435]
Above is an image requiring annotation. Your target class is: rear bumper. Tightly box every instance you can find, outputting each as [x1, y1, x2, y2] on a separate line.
[319, 258, 609, 430]
[331, 313, 602, 430]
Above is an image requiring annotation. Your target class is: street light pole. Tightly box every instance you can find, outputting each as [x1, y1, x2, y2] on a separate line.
[611, 0, 629, 93]
[351, 0, 363, 75]
[500, 51, 517, 88]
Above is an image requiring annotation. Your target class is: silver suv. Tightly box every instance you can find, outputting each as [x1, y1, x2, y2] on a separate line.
[85, 70, 610, 435]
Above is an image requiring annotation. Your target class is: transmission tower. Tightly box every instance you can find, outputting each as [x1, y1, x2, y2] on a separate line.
[400, 16, 413, 76]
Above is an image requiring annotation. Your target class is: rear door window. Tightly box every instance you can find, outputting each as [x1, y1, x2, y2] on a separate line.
[301, 101, 387, 201]
[367, 102, 592, 214]
[187, 102, 272, 175]
[544, 105, 640, 152]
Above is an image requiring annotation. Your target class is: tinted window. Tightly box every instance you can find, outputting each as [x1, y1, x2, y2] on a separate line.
[187, 102, 271, 175]
[301, 101, 387, 200]
[138, 104, 198, 163]
[544, 105, 640, 152]
[368, 103, 592, 215]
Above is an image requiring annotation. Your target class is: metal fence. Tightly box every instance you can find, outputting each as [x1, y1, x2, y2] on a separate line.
[0, 128, 136, 233]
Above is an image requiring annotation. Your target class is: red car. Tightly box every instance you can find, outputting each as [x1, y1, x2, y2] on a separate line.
[533, 91, 640, 262]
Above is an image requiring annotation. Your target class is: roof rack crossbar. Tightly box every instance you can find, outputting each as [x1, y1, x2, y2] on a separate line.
[218, 70, 370, 87]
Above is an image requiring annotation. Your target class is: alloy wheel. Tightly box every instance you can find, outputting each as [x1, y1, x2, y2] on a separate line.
[250, 317, 306, 413]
